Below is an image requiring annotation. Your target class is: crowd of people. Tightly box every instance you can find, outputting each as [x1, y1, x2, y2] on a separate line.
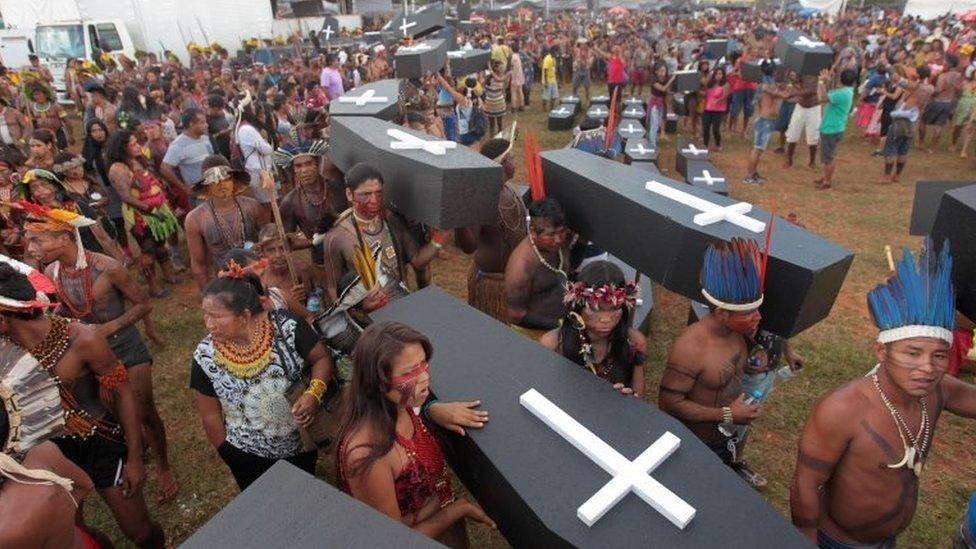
[0, 4, 975, 549]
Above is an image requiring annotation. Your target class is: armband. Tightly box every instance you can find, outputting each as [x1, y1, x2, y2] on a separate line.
[96, 362, 127, 392]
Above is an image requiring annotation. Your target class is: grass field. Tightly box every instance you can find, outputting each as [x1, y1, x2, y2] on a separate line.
[82, 86, 976, 547]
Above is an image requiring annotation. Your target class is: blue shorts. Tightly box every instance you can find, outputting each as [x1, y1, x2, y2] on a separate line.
[729, 89, 755, 119]
[541, 83, 559, 100]
[883, 135, 911, 158]
[753, 118, 775, 150]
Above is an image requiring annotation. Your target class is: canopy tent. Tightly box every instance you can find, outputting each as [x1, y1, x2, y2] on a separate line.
[795, 0, 844, 16]
[904, 0, 976, 19]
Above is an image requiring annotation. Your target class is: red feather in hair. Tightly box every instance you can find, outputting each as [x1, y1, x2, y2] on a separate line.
[524, 130, 545, 200]
[760, 211, 775, 291]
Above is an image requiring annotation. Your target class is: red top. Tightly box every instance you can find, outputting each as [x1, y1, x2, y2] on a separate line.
[607, 55, 625, 84]
[338, 408, 455, 522]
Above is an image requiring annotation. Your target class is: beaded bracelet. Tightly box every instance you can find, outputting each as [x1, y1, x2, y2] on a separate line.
[304, 378, 327, 404]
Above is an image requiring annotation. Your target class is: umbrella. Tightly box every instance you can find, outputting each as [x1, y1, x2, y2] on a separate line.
[607, 5, 630, 15]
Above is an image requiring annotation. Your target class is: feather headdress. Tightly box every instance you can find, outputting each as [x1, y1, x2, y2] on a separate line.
[273, 139, 329, 169]
[867, 238, 954, 345]
[523, 130, 545, 201]
[700, 238, 765, 312]
[13, 200, 96, 269]
[0, 254, 55, 312]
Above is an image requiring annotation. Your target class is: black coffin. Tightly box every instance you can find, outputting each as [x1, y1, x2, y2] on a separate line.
[675, 70, 700, 93]
[540, 148, 854, 337]
[930, 184, 976, 322]
[328, 79, 403, 121]
[374, 287, 810, 548]
[616, 119, 646, 141]
[621, 104, 646, 120]
[631, 161, 662, 176]
[182, 462, 439, 549]
[623, 138, 658, 165]
[672, 94, 688, 116]
[560, 95, 582, 114]
[706, 39, 730, 59]
[622, 96, 644, 111]
[774, 30, 834, 76]
[742, 58, 780, 83]
[394, 39, 449, 79]
[330, 116, 503, 229]
[363, 29, 398, 50]
[684, 160, 729, 196]
[446, 48, 490, 76]
[432, 24, 458, 48]
[665, 113, 679, 134]
[586, 104, 611, 121]
[590, 94, 611, 106]
[320, 17, 341, 43]
[389, 3, 447, 40]
[909, 181, 975, 236]
[675, 142, 711, 179]
[549, 104, 577, 131]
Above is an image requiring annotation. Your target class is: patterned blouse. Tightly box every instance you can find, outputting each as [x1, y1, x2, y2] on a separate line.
[190, 310, 318, 459]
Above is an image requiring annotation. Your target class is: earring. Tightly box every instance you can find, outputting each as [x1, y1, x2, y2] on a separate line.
[568, 311, 586, 331]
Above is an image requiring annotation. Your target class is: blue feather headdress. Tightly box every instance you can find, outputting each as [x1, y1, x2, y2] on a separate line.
[273, 139, 329, 169]
[867, 238, 955, 345]
[700, 238, 764, 311]
[569, 127, 623, 159]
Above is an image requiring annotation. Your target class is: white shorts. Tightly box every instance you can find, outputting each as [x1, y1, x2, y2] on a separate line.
[541, 83, 559, 100]
[785, 104, 822, 145]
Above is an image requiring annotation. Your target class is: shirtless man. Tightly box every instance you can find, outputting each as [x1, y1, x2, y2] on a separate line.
[256, 223, 327, 319]
[791, 245, 976, 548]
[455, 138, 527, 322]
[278, 143, 348, 265]
[26, 219, 178, 503]
[83, 85, 119, 133]
[658, 238, 766, 489]
[784, 74, 821, 169]
[0, 263, 164, 547]
[881, 67, 934, 184]
[0, 102, 32, 151]
[185, 155, 268, 291]
[920, 56, 961, 151]
[323, 162, 444, 305]
[744, 60, 790, 185]
[503, 198, 572, 341]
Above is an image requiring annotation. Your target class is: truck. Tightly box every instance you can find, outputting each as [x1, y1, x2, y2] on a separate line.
[0, 0, 363, 102]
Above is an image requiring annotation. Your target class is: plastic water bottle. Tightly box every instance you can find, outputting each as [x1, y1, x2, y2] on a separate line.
[306, 289, 322, 314]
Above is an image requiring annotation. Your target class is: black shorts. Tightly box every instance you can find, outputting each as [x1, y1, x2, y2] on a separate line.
[107, 324, 153, 369]
[216, 441, 317, 490]
[56, 435, 127, 489]
[923, 100, 953, 126]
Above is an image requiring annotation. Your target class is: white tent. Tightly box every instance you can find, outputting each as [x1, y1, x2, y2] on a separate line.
[798, 0, 844, 16]
[904, 0, 976, 19]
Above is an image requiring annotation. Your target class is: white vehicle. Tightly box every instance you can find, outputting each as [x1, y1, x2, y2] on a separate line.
[33, 19, 134, 102]
[0, 28, 35, 69]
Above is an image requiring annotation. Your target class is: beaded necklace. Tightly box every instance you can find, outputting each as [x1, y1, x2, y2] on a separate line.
[298, 183, 326, 209]
[529, 235, 567, 279]
[871, 373, 931, 476]
[56, 253, 95, 319]
[208, 197, 246, 249]
[213, 317, 274, 379]
[18, 315, 121, 441]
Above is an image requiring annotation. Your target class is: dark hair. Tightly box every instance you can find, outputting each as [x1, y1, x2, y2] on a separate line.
[30, 129, 56, 148]
[760, 59, 774, 76]
[81, 119, 109, 177]
[201, 273, 265, 316]
[557, 261, 634, 379]
[480, 138, 510, 160]
[528, 198, 565, 226]
[180, 107, 202, 129]
[104, 130, 136, 166]
[0, 263, 43, 320]
[839, 68, 857, 86]
[916, 65, 932, 80]
[335, 321, 434, 479]
[345, 162, 384, 191]
[404, 110, 426, 125]
[206, 94, 225, 109]
[708, 67, 727, 88]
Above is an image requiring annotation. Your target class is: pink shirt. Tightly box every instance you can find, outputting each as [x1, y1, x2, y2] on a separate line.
[704, 85, 728, 112]
[607, 55, 625, 84]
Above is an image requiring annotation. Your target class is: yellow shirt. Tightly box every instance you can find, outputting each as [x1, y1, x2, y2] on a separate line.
[541, 54, 556, 84]
[491, 44, 511, 71]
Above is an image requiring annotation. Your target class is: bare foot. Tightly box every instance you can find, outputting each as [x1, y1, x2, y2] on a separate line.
[878, 175, 892, 184]
[156, 469, 180, 504]
[814, 179, 832, 190]
[961, 153, 969, 159]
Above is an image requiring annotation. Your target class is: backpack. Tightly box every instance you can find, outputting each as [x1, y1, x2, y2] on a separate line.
[464, 99, 488, 138]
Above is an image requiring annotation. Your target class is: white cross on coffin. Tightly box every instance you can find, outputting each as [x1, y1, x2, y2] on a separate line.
[627, 143, 654, 156]
[593, 95, 609, 102]
[563, 96, 579, 102]
[447, 50, 466, 58]
[681, 144, 708, 156]
[520, 389, 696, 528]
[399, 18, 418, 37]
[691, 170, 725, 187]
[624, 107, 642, 116]
[398, 42, 431, 53]
[621, 122, 640, 133]
[551, 107, 571, 116]
[793, 36, 826, 49]
[387, 128, 457, 155]
[322, 25, 335, 41]
[692, 170, 726, 186]
[645, 180, 766, 233]
[337, 89, 390, 106]
[590, 107, 607, 117]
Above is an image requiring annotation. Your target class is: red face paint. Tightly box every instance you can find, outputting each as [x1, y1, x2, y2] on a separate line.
[389, 360, 429, 406]
[726, 310, 761, 335]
